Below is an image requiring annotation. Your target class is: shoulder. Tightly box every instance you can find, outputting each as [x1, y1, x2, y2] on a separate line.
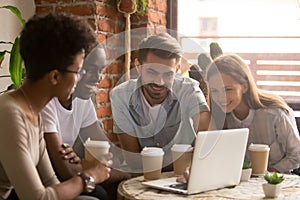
[41, 97, 60, 115]
[0, 94, 25, 123]
[110, 79, 138, 98]
[173, 76, 200, 91]
[73, 97, 93, 106]
[0, 94, 21, 114]
[256, 108, 291, 119]
[257, 107, 285, 114]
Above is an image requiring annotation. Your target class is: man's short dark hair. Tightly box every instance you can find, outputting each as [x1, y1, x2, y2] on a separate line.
[137, 33, 183, 64]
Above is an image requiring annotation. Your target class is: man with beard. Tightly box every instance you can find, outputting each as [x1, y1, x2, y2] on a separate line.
[110, 33, 211, 172]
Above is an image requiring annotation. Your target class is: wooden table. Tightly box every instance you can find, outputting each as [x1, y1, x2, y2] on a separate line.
[117, 172, 300, 200]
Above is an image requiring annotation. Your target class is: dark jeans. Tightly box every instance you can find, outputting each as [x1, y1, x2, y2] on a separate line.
[87, 184, 108, 200]
[7, 189, 18, 200]
[7, 185, 108, 200]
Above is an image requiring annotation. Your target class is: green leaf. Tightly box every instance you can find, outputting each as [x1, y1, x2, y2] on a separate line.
[198, 53, 212, 72]
[264, 172, 284, 184]
[0, 5, 26, 26]
[242, 161, 251, 169]
[210, 42, 223, 60]
[9, 37, 23, 87]
[0, 51, 7, 67]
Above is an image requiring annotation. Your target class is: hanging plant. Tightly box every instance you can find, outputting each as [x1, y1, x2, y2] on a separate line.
[0, 5, 26, 89]
[111, 0, 148, 15]
[117, 0, 137, 14]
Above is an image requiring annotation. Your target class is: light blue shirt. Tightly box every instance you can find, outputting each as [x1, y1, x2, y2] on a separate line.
[110, 75, 209, 166]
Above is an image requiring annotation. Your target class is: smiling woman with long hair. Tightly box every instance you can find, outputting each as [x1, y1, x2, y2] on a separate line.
[206, 53, 300, 174]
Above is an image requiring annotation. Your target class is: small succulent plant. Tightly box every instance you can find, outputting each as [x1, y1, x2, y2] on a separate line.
[264, 172, 284, 185]
[242, 161, 251, 169]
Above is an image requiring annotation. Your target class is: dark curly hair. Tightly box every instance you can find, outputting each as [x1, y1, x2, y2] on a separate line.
[20, 13, 97, 81]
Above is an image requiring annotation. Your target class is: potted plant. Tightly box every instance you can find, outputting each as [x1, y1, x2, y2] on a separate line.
[240, 161, 252, 182]
[262, 172, 284, 198]
[0, 5, 26, 92]
[188, 42, 223, 100]
[110, 0, 148, 15]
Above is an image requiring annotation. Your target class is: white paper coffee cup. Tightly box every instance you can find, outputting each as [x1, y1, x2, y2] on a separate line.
[248, 143, 270, 176]
[171, 144, 194, 175]
[141, 147, 164, 180]
[84, 138, 110, 162]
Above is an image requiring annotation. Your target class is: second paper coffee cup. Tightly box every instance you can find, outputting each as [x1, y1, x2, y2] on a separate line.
[171, 144, 194, 175]
[141, 147, 164, 180]
[248, 143, 270, 176]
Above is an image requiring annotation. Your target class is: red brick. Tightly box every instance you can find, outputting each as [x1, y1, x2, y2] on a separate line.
[87, 18, 97, 30]
[158, 0, 167, 12]
[131, 14, 148, 23]
[102, 118, 113, 132]
[96, 0, 113, 4]
[55, 4, 94, 16]
[104, 63, 123, 74]
[96, 2, 123, 20]
[96, 104, 112, 118]
[105, 35, 124, 49]
[98, 76, 112, 88]
[105, 48, 125, 61]
[97, 19, 115, 33]
[148, 0, 155, 9]
[35, 6, 54, 15]
[96, 34, 106, 44]
[96, 90, 110, 103]
[148, 10, 165, 24]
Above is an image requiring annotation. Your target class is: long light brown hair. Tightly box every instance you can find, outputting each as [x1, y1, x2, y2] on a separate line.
[206, 54, 289, 114]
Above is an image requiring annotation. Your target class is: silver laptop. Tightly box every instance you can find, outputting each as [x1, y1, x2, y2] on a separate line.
[142, 128, 249, 195]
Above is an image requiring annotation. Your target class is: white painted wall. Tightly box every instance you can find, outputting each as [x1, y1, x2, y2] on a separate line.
[0, 0, 35, 92]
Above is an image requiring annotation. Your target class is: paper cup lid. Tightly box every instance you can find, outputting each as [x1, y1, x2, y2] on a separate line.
[84, 138, 110, 148]
[141, 147, 164, 156]
[171, 144, 193, 152]
[248, 143, 270, 151]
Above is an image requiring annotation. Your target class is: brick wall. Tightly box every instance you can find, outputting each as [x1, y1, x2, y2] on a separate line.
[34, 0, 168, 142]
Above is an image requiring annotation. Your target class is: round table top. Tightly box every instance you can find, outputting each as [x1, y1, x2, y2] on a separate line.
[117, 172, 300, 200]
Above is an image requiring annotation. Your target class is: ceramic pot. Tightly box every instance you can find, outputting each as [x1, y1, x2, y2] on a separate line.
[240, 168, 252, 182]
[117, 0, 137, 13]
[262, 183, 281, 198]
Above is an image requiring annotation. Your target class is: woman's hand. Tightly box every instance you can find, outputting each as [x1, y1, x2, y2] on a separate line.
[59, 143, 81, 164]
[82, 153, 113, 184]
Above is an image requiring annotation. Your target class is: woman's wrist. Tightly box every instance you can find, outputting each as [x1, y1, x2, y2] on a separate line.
[77, 172, 95, 193]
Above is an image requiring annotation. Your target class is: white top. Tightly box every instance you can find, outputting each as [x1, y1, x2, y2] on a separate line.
[226, 108, 300, 173]
[40, 97, 97, 146]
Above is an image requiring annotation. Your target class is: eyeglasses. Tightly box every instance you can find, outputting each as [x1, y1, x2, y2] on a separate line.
[58, 69, 86, 79]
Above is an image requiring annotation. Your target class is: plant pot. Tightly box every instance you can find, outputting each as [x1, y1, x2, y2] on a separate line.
[117, 0, 137, 13]
[262, 183, 281, 198]
[240, 168, 252, 182]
